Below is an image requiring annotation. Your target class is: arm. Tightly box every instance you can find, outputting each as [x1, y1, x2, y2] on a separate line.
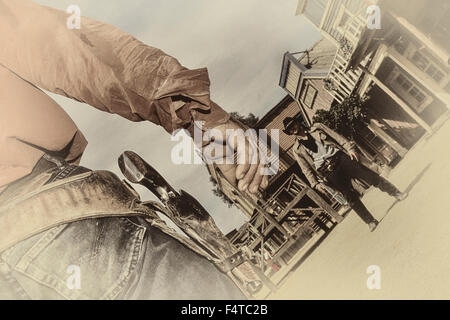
[0, 0, 229, 135]
[292, 142, 319, 188]
[314, 123, 356, 153]
[0, 0, 265, 194]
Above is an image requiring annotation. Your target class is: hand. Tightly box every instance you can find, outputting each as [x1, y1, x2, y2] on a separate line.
[315, 183, 328, 196]
[348, 149, 359, 162]
[202, 120, 269, 194]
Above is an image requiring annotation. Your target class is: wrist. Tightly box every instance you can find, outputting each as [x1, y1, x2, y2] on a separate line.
[192, 101, 230, 131]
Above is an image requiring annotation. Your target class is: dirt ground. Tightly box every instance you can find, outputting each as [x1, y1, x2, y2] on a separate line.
[272, 118, 450, 300]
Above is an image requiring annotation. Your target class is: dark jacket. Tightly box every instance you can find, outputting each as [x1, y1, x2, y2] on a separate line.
[292, 122, 356, 188]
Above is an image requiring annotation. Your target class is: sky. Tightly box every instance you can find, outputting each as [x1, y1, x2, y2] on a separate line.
[35, 0, 321, 234]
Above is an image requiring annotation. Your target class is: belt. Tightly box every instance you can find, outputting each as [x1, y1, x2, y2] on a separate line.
[0, 154, 160, 252]
[0, 154, 90, 203]
[0, 155, 233, 273]
[317, 151, 344, 176]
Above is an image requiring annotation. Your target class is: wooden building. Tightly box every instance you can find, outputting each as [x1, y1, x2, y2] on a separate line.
[206, 99, 346, 297]
[286, 0, 450, 166]
[206, 0, 449, 297]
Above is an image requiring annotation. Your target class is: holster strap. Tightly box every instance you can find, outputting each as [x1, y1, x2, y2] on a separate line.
[0, 170, 157, 252]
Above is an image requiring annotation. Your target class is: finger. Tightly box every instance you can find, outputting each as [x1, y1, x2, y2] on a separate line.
[261, 174, 269, 189]
[217, 163, 236, 186]
[235, 159, 251, 180]
[249, 164, 264, 194]
[240, 141, 259, 184]
[235, 136, 252, 179]
[238, 162, 258, 191]
[203, 142, 228, 163]
[237, 134, 259, 180]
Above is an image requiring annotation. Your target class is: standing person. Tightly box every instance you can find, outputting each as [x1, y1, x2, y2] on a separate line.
[0, 0, 268, 299]
[282, 117, 407, 232]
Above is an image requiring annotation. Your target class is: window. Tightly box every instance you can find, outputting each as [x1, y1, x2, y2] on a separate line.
[334, 5, 363, 45]
[445, 82, 450, 94]
[409, 87, 425, 103]
[393, 72, 429, 110]
[348, 19, 361, 37]
[411, 51, 445, 84]
[394, 37, 409, 55]
[433, 71, 445, 83]
[395, 74, 412, 92]
[303, 0, 329, 27]
[424, 65, 444, 83]
[338, 11, 350, 28]
[301, 83, 318, 108]
[412, 51, 429, 71]
[425, 64, 438, 77]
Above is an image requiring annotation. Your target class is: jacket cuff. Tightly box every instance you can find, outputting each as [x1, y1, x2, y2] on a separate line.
[191, 101, 230, 130]
[345, 141, 356, 152]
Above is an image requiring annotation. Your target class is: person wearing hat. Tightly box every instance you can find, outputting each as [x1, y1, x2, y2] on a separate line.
[283, 117, 407, 232]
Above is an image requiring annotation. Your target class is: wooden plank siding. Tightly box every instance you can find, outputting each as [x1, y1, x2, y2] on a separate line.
[285, 62, 302, 96]
[320, 0, 368, 43]
[261, 100, 300, 161]
[299, 78, 335, 123]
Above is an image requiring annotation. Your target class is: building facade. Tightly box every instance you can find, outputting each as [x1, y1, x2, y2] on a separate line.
[283, 0, 449, 166]
[206, 0, 449, 297]
[206, 99, 347, 297]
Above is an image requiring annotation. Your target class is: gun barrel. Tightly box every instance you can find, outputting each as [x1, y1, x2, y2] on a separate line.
[118, 150, 177, 200]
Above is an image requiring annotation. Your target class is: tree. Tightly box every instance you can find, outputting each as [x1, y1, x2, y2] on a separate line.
[209, 177, 235, 208]
[230, 112, 259, 128]
[312, 94, 369, 139]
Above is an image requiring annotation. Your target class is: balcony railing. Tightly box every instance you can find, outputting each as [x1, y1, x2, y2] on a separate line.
[325, 15, 367, 103]
[227, 172, 344, 296]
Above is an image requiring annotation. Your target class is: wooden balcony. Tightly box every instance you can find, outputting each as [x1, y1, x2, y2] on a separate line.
[227, 172, 344, 297]
[325, 16, 368, 103]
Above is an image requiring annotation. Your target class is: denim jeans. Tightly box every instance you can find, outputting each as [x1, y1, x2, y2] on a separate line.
[326, 152, 400, 224]
[0, 216, 245, 299]
[0, 158, 244, 300]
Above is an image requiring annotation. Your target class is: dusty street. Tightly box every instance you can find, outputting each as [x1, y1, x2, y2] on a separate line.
[272, 118, 450, 300]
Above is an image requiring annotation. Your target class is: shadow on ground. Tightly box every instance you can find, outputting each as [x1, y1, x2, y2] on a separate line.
[271, 163, 432, 295]
[380, 162, 432, 222]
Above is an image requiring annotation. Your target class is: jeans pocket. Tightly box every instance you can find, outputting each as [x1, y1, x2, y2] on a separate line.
[2, 217, 145, 299]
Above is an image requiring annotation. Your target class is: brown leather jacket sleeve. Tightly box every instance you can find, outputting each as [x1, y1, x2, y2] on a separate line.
[0, 0, 229, 135]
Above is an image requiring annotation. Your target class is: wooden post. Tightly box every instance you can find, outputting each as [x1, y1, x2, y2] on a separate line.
[390, 13, 449, 65]
[386, 49, 450, 110]
[367, 119, 408, 157]
[360, 66, 433, 134]
[250, 263, 278, 292]
[306, 189, 344, 223]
